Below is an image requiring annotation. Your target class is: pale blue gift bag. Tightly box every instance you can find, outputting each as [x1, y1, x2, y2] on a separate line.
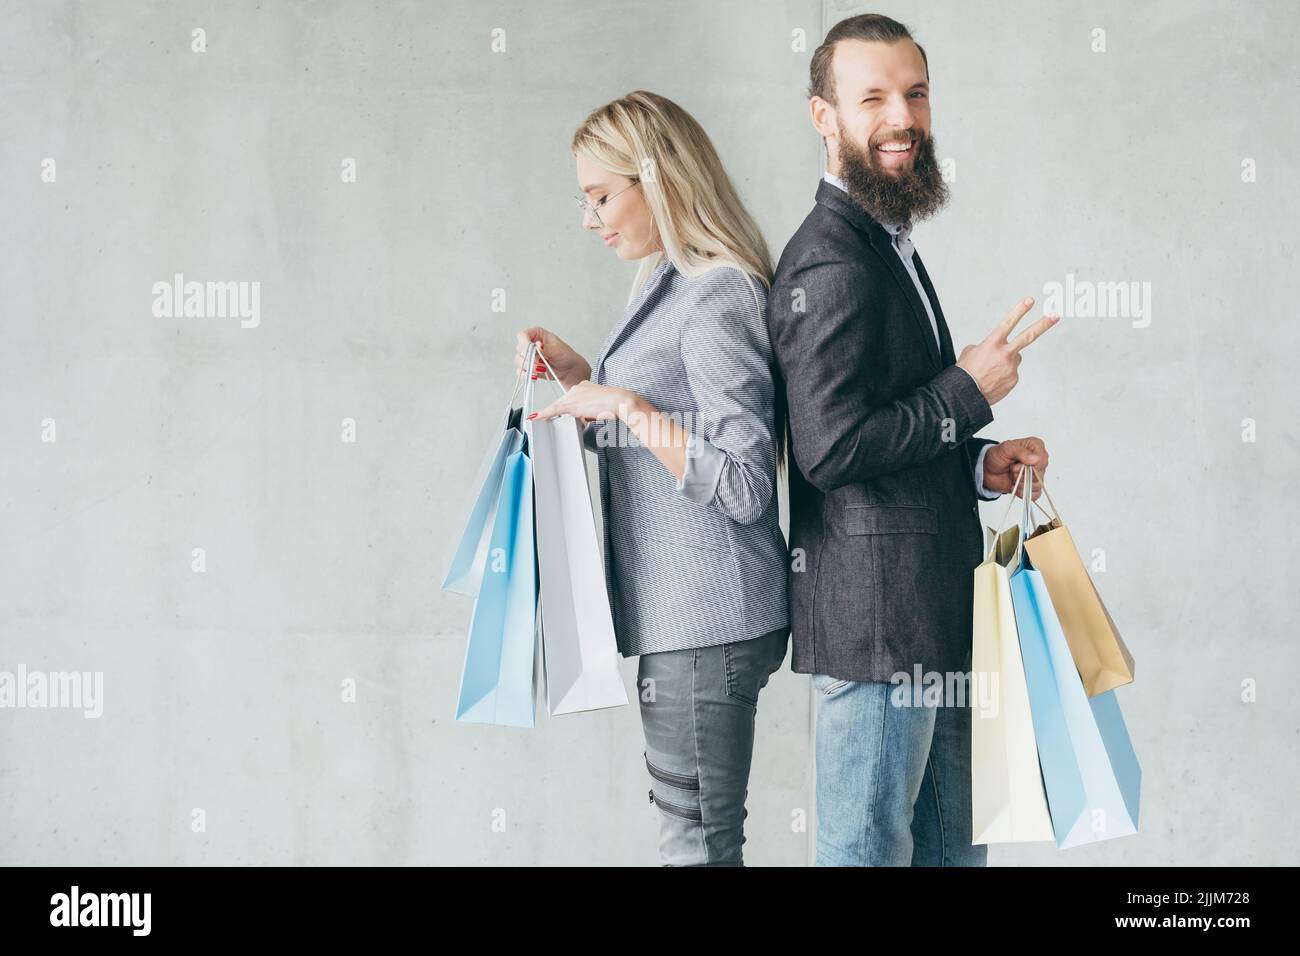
[452, 352, 541, 727]
[1009, 466, 1140, 848]
[441, 381, 526, 597]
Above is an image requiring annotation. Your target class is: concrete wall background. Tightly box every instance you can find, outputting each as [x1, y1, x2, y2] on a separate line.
[1, 0, 1295, 865]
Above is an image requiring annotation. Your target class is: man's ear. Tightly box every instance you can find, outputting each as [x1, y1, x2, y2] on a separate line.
[809, 96, 839, 140]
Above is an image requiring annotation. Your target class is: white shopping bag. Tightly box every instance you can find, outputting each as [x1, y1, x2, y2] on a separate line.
[525, 346, 628, 716]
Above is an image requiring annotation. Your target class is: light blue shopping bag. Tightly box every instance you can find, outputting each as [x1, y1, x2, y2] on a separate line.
[454, 424, 539, 727]
[442, 388, 526, 597]
[1010, 466, 1140, 848]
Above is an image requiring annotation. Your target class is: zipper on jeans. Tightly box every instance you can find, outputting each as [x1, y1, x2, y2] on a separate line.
[644, 757, 700, 791]
[649, 790, 703, 822]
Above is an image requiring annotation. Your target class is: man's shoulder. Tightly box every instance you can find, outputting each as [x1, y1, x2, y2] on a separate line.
[773, 201, 872, 284]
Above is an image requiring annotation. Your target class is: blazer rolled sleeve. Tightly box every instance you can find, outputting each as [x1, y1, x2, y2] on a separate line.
[769, 258, 994, 494]
[676, 272, 777, 525]
[675, 431, 726, 502]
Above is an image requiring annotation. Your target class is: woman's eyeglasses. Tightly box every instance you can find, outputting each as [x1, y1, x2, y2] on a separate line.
[574, 181, 641, 229]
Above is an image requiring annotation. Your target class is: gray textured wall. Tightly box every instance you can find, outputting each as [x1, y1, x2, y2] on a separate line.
[1, 0, 1295, 866]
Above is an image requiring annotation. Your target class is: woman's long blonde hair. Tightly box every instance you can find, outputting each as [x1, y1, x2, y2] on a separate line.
[570, 90, 773, 303]
[571, 91, 786, 471]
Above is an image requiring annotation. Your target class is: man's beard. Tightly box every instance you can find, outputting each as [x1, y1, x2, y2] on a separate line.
[837, 125, 949, 226]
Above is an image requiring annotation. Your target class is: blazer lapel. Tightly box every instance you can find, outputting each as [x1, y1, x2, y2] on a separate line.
[596, 258, 675, 375]
[912, 251, 956, 366]
[814, 180, 941, 371]
[865, 226, 942, 370]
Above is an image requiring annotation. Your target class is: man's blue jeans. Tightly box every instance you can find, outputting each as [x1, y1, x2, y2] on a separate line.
[812, 668, 988, 867]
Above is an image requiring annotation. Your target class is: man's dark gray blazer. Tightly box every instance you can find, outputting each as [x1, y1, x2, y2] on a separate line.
[768, 179, 998, 683]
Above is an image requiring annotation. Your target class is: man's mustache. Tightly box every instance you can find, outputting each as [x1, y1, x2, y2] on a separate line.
[869, 130, 923, 148]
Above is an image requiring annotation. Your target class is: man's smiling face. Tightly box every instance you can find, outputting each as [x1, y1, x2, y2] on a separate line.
[812, 36, 948, 224]
[825, 37, 932, 175]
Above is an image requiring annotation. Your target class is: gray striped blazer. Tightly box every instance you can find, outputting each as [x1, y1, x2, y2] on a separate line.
[581, 257, 789, 657]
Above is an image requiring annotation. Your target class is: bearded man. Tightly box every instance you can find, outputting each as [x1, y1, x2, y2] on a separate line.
[767, 12, 1059, 867]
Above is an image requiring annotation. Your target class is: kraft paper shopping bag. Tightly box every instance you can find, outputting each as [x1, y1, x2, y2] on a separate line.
[1024, 481, 1135, 697]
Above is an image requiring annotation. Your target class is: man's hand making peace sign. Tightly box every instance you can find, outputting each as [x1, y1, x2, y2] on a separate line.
[957, 295, 1060, 499]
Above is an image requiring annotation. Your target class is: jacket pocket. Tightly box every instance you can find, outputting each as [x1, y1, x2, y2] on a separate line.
[843, 504, 938, 535]
[840, 505, 945, 661]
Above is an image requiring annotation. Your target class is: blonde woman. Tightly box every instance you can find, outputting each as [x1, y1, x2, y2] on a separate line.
[516, 91, 789, 866]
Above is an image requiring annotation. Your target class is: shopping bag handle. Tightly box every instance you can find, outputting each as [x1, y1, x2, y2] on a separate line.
[1016, 462, 1062, 529]
[1031, 469, 1062, 527]
[522, 343, 569, 416]
[983, 464, 1030, 563]
[1021, 463, 1034, 542]
[519, 343, 572, 445]
[1018, 461, 1066, 532]
[980, 460, 1066, 564]
[506, 359, 527, 410]
[533, 344, 567, 395]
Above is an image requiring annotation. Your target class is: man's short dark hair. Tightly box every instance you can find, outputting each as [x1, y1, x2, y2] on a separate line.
[807, 13, 928, 104]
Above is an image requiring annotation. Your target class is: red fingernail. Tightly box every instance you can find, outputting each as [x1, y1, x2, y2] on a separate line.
[526, 412, 537, 420]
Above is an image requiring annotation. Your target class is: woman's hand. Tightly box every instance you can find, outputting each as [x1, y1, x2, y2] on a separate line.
[527, 382, 640, 424]
[515, 326, 591, 389]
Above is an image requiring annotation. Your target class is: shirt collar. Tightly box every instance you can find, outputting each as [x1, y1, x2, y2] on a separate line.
[822, 170, 848, 194]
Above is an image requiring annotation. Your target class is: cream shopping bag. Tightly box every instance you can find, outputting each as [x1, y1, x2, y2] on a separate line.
[971, 467, 1054, 845]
